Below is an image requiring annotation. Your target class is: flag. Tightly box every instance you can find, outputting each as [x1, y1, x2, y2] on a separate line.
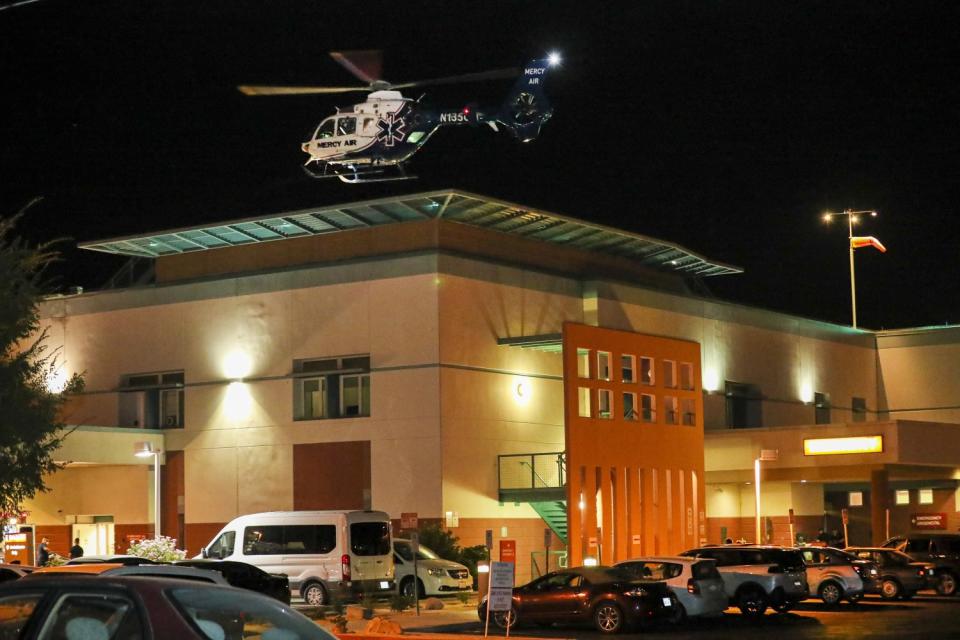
[850, 236, 886, 253]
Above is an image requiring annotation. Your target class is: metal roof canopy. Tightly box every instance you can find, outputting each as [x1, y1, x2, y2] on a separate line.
[79, 190, 742, 277]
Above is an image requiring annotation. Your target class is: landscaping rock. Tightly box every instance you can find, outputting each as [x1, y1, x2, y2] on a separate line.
[345, 604, 366, 620]
[365, 617, 403, 635]
[422, 597, 444, 610]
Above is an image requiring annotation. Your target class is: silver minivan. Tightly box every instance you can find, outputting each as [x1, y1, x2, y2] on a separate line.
[200, 510, 394, 605]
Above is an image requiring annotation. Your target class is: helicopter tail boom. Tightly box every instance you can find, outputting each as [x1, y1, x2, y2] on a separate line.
[496, 57, 556, 142]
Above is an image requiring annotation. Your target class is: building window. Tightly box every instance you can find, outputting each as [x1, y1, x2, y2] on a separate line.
[577, 348, 591, 379]
[849, 491, 863, 507]
[640, 357, 655, 385]
[852, 397, 867, 422]
[919, 488, 934, 505]
[680, 362, 694, 390]
[641, 394, 656, 423]
[119, 371, 184, 428]
[621, 355, 636, 383]
[598, 389, 613, 419]
[578, 387, 591, 418]
[597, 351, 611, 381]
[663, 360, 677, 388]
[664, 396, 679, 425]
[895, 490, 910, 505]
[725, 382, 762, 428]
[294, 355, 370, 420]
[623, 392, 638, 421]
[814, 392, 831, 424]
[681, 398, 696, 426]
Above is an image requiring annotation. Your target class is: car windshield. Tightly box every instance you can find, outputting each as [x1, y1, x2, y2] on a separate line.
[169, 587, 334, 639]
[395, 541, 440, 561]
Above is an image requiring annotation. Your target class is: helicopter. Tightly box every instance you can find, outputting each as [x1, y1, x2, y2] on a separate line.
[239, 50, 560, 183]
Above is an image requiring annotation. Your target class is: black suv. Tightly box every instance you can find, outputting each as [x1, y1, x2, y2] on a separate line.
[883, 534, 960, 596]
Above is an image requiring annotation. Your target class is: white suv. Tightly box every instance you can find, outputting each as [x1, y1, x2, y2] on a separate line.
[680, 546, 809, 617]
[393, 539, 472, 599]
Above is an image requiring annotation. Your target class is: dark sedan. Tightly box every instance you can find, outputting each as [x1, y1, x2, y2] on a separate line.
[176, 559, 291, 604]
[478, 567, 677, 634]
[0, 574, 334, 639]
[846, 547, 935, 599]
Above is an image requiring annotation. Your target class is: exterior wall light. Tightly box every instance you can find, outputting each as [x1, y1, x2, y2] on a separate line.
[702, 366, 720, 393]
[513, 377, 532, 406]
[222, 350, 252, 380]
[46, 368, 69, 394]
[583, 556, 599, 567]
[799, 381, 814, 404]
[133, 441, 162, 538]
[803, 435, 883, 456]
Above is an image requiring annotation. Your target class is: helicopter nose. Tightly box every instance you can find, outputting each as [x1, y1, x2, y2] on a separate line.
[301, 141, 311, 153]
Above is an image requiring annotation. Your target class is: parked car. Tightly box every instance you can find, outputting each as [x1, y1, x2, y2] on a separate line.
[680, 546, 809, 617]
[66, 554, 158, 566]
[883, 533, 960, 596]
[25, 563, 230, 586]
[0, 563, 35, 583]
[614, 556, 727, 621]
[797, 547, 865, 605]
[198, 509, 395, 606]
[393, 538, 472, 599]
[177, 559, 291, 604]
[845, 547, 935, 599]
[477, 566, 677, 634]
[0, 575, 335, 639]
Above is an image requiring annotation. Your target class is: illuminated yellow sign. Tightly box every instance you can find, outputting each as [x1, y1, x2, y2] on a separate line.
[803, 435, 883, 456]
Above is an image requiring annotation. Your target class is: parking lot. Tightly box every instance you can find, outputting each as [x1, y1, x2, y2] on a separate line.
[302, 595, 960, 639]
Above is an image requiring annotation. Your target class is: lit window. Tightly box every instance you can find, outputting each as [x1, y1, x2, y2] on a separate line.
[680, 362, 694, 390]
[623, 392, 638, 421]
[597, 352, 611, 381]
[577, 348, 591, 379]
[849, 491, 863, 507]
[641, 394, 656, 423]
[598, 389, 613, 419]
[640, 357, 655, 385]
[895, 490, 910, 505]
[294, 355, 371, 420]
[681, 398, 696, 426]
[663, 360, 677, 388]
[919, 488, 934, 505]
[621, 355, 636, 383]
[578, 387, 591, 418]
[664, 396, 679, 424]
[119, 371, 185, 428]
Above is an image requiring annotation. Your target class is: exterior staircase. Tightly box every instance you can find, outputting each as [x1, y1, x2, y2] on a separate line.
[531, 500, 568, 545]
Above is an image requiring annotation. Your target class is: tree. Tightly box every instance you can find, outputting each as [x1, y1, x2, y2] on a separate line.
[417, 523, 487, 586]
[0, 202, 84, 519]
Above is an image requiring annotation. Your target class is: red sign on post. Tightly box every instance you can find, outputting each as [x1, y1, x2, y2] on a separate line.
[788, 508, 795, 525]
[911, 513, 947, 530]
[499, 539, 516, 564]
[400, 512, 418, 530]
[841, 508, 849, 526]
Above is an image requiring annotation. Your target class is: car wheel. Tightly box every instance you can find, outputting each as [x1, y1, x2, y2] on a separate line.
[401, 577, 424, 600]
[593, 601, 625, 634]
[937, 572, 958, 596]
[880, 578, 901, 600]
[667, 599, 688, 624]
[737, 588, 768, 618]
[819, 582, 843, 606]
[492, 607, 518, 629]
[302, 582, 327, 606]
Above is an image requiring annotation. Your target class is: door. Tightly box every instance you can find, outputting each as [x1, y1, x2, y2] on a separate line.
[521, 572, 588, 620]
[800, 549, 827, 591]
[72, 522, 114, 556]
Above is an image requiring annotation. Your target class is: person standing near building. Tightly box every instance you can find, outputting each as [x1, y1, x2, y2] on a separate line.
[70, 538, 84, 559]
[37, 537, 50, 566]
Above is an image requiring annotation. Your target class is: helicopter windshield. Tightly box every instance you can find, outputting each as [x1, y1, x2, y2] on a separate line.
[314, 119, 335, 139]
[337, 117, 356, 136]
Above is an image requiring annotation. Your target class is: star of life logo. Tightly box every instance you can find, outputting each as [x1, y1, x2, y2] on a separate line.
[376, 112, 407, 147]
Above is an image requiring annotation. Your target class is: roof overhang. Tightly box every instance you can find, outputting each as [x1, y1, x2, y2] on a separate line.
[79, 190, 742, 277]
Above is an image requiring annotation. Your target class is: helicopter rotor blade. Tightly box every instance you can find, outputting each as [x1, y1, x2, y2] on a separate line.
[329, 50, 383, 85]
[238, 85, 371, 96]
[390, 66, 520, 90]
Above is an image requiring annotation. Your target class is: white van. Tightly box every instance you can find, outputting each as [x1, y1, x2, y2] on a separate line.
[200, 510, 395, 605]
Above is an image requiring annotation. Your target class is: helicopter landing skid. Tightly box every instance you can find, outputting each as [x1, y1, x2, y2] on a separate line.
[303, 162, 417, 184]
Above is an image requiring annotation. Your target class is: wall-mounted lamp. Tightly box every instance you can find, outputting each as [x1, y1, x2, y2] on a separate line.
[133, 442, 162, 538]
[222, 350, 252, 380]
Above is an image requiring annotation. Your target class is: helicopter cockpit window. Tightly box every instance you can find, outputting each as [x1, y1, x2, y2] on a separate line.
[315, 119, 335, 139]
[337, 117, 356, 136]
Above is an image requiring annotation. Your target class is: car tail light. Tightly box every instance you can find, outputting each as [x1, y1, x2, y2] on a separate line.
[687, 578, 700, 594]
[342, 554, 351, 580]
[917, 568, 926, 577]
[852, 565, 863, 576]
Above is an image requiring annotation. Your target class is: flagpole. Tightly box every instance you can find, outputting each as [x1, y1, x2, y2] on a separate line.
[822, 209, 879, 329]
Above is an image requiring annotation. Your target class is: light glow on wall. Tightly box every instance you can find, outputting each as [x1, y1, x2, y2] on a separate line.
[799, 380, 814, 404]
[803, 435, 883, 456]
[224, 381, 253, 420]
[222, 350, 253, 380]
[701, 366, 720, 392]
[46, 368, 68, 394]
[513, 377, 532, 406]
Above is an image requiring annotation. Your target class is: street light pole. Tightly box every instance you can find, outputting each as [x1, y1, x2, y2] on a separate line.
[134, 442, 162, 538]
[822, 209, 878, 329]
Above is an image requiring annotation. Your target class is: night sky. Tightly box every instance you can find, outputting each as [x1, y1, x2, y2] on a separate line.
[2, 1, 959, 330]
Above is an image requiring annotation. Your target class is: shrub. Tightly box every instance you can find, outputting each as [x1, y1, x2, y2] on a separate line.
[389, 593, 413, 613]
[127, 536, 187, 562]
[455, 591, 471, 605]
[46, 552, 68, 567]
